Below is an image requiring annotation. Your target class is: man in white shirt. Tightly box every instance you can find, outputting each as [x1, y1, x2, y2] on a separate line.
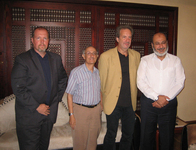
[137, 33, 185, 150]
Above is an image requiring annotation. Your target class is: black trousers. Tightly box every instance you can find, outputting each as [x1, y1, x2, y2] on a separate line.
[16, 117, 54, 150]
[140, 94, 177, 150]
[103, 105, 135, 150]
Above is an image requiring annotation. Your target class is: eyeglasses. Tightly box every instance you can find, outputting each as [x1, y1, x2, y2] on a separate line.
[84, 52, 98, 56]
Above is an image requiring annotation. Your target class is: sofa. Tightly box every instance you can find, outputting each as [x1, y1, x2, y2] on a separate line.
[0, 93, 140, 150]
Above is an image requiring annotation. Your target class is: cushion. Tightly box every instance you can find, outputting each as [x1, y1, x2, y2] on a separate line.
[49, 123, 73, 150]
[0, 129, 19, 150]
[61, 92, 68, 110]
[53, 101, 69, 127]
[101, 111, 107, 122]
[0, 94, 16, 136]
[188, 144, 196, 150]
[54, 93, 69, 127]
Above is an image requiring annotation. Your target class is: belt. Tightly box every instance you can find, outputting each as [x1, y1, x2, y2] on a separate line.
[74, 102, 99, 108]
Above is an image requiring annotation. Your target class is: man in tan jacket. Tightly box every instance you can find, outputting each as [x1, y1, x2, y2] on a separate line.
[98, 25, 140, 150]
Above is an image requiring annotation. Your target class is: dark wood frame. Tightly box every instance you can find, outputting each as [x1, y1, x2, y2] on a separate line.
[0, 0, 178, 100]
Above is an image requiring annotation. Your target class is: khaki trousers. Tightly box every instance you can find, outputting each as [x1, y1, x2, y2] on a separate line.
[72, 103, 102, 150]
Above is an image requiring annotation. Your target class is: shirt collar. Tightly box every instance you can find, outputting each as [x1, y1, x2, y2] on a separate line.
[83, 63, 97, 73]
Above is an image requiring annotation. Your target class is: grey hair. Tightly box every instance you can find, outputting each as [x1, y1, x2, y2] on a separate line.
[116, 25, 134, 38]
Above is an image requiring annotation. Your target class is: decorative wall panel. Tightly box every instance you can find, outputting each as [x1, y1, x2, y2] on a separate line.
[65, 27, 75, 75]
[105, 13, 115, 25]
[120, 14, 155, 27]
[79, 28, 92, 65]
[12, 26, 26, 62]
[159, 16, 169, 28]
[30, 9, 75, 23]
[80, 11, 91, 23]
[2, 1, 178, 108]
[104, 28, 116, 52]
[12, 8, 25, 21]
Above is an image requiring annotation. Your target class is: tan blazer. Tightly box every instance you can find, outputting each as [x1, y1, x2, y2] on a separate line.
[98, 47, 140, 115]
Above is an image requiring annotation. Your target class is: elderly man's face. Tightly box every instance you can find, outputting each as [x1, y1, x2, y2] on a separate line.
[82, 46, 98, 65]
[152, 33, 168, 57]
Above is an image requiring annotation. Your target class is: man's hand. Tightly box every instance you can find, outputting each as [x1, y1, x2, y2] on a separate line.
[152, 95, 170, 108]
[36, 104, 50, 116]
[69, 115, 76, 130]
[157, 95, 169, 107]
[152, 101, 162, 108]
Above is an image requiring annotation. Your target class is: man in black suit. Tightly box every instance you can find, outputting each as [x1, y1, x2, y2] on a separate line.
[11, 27, 67, 150]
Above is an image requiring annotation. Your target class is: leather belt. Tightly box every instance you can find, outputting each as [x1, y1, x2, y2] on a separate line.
[74, 102, 99, 108]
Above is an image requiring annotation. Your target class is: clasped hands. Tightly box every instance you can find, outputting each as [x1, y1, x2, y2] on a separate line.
[152, 95, 170, 108]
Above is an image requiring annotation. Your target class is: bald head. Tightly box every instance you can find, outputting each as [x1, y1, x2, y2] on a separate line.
[152, 33, 167, 43]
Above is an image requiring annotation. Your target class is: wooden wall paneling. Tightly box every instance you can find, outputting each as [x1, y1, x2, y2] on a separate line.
[0, 0, 5, 99]
[5, 2, 13, 97]
[26, 8, 31, 51]
[74, 8, 80, 68]
[172, 8, 178, 55]
[1, 0, 178, 105]
[168, 11, 175, 55]
[96, 6, 105, 54]
[78, 9, 93, 66]
[101, 7, 117, 52]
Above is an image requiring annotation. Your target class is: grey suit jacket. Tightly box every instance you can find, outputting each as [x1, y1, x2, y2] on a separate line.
[11, 48, 67, 126]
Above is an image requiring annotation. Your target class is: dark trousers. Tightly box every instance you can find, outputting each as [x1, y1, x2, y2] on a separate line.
[140, 94, 177, 150]
[103, 105, 135, 150]
[16, 117, 54, 150]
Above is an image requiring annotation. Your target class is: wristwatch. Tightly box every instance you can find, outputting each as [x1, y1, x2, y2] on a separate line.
[69, 113, 73, 116]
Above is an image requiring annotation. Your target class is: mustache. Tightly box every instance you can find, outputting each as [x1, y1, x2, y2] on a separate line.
[157, 47, 165, 50]
[39, 44, 46, 46]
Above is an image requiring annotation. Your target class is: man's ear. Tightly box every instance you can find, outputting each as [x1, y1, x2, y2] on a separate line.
[151, 42, 154, 49]
[116, 37, 119, 43]
[82, 54, 85, 60]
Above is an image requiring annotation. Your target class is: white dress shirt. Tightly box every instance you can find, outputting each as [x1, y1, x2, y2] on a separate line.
[137, 53, 185, 101]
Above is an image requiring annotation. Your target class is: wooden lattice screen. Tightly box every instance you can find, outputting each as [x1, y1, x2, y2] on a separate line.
[1, 0, 178, 109]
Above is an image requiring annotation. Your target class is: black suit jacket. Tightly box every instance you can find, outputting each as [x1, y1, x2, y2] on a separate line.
[11, 48, 67, 126]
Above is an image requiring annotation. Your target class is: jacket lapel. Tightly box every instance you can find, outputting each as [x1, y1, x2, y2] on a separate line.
[29, 49, 46, 82]
[47, 52, 55, 92]
[111, 47, 122, 73]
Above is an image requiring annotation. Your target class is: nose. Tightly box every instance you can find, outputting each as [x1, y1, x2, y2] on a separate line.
[159, 44, 163, 48]
[125, 37, 131, 43]
[40, 38, 44, 44]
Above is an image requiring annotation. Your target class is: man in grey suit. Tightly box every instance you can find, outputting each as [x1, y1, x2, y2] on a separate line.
[11, 27, 67, 150]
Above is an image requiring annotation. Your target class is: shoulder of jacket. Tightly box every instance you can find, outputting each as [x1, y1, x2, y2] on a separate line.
[102, 47, 117, 55]
[16, 49, 32, 59]
[128, 48, 140, 55]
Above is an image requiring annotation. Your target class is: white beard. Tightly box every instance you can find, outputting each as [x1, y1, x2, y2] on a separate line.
[153, 46, 168, 57]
